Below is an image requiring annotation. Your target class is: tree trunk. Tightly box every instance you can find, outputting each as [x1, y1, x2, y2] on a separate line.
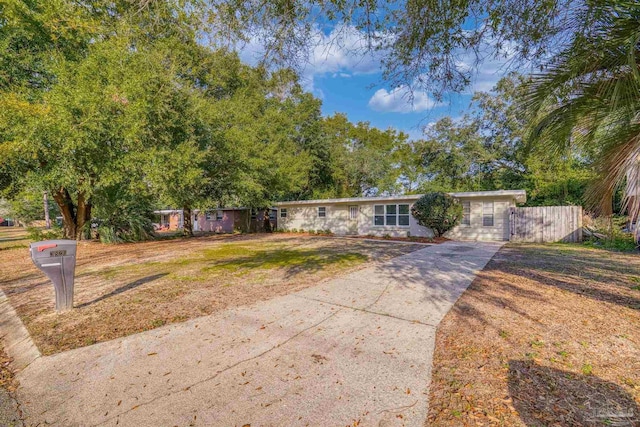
[52, 187, 76, 240]
[263, 208, 272, 233]
[51, 188, 92, 240]
[75, 192, 90, 240]
[182, 206, 193, 237]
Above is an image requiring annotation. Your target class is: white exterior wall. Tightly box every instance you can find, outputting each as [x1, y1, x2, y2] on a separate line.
[278, 195, 516, 241]
[277, 204, 353, 234]
[278, 199, 433, 238]
[445, 196, 514, 241]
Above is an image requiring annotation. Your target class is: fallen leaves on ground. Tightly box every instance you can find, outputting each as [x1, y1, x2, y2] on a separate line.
[427, 243, 640, 426]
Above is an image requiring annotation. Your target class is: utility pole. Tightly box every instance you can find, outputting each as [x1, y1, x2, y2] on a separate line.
[43, 191, 51, 229]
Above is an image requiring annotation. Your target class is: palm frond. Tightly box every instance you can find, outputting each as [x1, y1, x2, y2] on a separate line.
[522, 3, 640, 222]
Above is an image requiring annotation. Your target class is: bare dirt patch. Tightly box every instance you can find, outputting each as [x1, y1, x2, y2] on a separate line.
[427, 243, 640, 426]
[0, 233, 422, 355]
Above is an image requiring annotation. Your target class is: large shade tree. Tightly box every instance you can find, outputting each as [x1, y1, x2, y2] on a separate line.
[0, 0, 205, 239]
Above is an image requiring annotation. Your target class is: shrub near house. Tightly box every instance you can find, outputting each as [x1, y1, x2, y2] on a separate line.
[411, 192, 463, 237]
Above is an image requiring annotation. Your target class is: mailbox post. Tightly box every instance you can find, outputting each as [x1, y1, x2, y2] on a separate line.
[30, 240, 77, 312]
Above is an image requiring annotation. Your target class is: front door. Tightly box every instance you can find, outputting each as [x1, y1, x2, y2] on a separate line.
[348, 205, 359, 234]
[193, 213, 199, 231]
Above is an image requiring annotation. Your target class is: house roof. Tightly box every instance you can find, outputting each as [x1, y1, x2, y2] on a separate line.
[154, 207, 277, 214]
[274, 190, 526, 206]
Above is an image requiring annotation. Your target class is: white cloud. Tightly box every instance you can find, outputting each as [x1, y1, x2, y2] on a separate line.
[234, 24, 383, 96]
[368, 85, 441, 114]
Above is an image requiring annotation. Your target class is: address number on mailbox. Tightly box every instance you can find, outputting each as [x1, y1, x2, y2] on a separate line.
[50, 250, 67, 257]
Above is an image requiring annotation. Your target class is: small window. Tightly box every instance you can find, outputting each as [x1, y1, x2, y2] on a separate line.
[462, 201, 471, 226]
[205, 211, 213, 221]
[483, 201, 494, 226]
[398, 204, 410, 226]
[349, 206, 358, 220]
[374, 205, 384, 225]
[269, 210, 276, 220]
[280, 208, 287, 218]
[216, 210, 223, 221]
[318, 207, 326, 218]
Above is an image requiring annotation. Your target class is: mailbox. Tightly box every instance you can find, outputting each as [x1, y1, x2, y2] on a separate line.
[30, 240, 77, 312]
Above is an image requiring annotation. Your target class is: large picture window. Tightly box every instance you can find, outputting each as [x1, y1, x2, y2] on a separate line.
[461, 201, 471, 226]
[483, 201, 494, 226]
[374, 204, 410, 227]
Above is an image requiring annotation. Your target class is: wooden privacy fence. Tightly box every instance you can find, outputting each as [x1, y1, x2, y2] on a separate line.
[509, 206, 583, 243]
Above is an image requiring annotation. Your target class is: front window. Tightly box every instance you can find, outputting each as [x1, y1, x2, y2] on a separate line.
[205, 211, 213, 221]
[269, 210, 276, 220]
[318, 207, 326, 218]
[216, 210, 223, 221]
[483, 202, 494, 226]
[462, 201, 471, 226]
[374, 204, 410, 227]
[280, 208, 287, 218]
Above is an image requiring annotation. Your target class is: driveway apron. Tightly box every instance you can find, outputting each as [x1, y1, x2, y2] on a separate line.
[15, 241, 503, 427]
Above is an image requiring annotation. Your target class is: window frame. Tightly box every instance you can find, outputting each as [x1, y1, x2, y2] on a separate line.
[482, 201, 494, 227]
[216, 210, 223, 221]
[373, 203, 410, 227]
[205, 211, 213, 221]
[461, 201, 471, 226]
[318, 206, 326, 218]
[280, 208, 287, 218]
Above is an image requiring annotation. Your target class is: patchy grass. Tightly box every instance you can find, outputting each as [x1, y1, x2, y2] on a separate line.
[427, 243, 640, 426]
[0, 227, 29, 251]
[0, 233, 422, 355]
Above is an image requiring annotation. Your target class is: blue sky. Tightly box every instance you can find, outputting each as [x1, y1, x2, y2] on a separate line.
[237, 25, 512, 140]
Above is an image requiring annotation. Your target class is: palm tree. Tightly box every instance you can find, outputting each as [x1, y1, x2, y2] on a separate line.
[523, 2, 640, 229]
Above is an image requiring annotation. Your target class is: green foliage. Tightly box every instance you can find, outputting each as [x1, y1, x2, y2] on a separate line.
[7, 190, 59, 224]
[26, 226, 63, 242]
[582, 216, 637, 253]
[393, 73, 595, 208]
[91, 184, 156, 244]
[523, 3, 640, 221]
[210, 0, 596, 99]
[411, 192, 463, 237]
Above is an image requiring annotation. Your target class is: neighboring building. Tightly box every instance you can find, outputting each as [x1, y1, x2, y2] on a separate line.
[154, 208, 277, 233]
[275, 190, 527, 241]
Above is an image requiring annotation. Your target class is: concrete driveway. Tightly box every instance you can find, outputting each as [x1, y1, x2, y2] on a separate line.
[15, 240, 503, 427]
